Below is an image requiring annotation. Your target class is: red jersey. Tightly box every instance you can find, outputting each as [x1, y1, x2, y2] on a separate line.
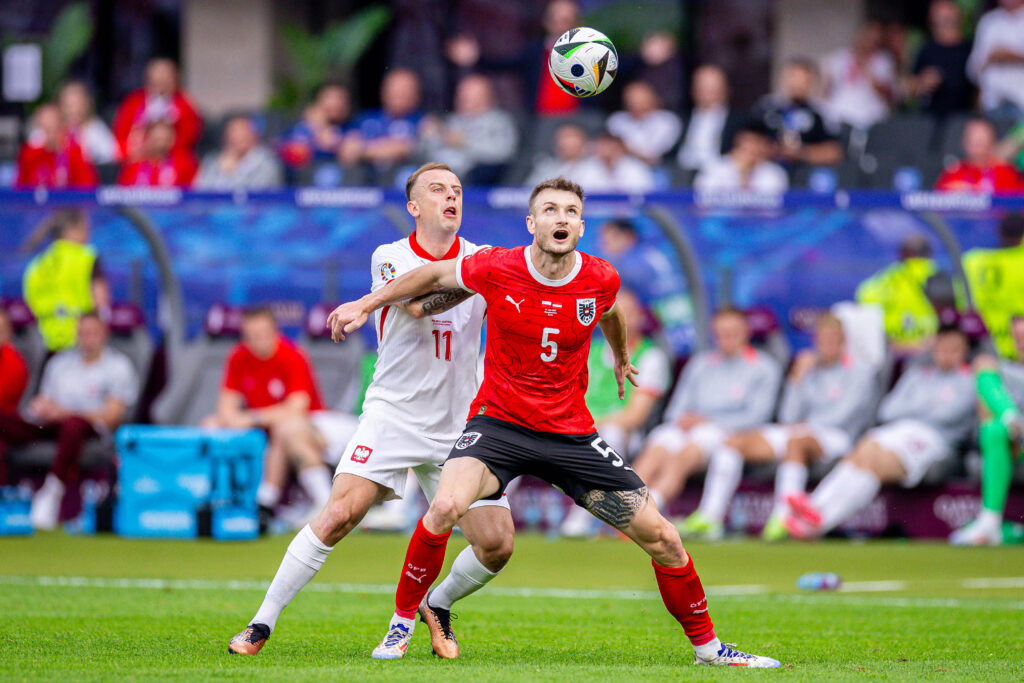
[15, 139, 98, 189]
[456, 246, 620, 434]
[112, 89, 203, 159]
[117, 150, 198, 187]
[934, 161, 1021, 194]
[223, 336, 323, 411]
[0, 342, 28, 412]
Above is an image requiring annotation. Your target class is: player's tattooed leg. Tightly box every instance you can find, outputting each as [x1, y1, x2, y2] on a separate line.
[582, 487, 650, 529]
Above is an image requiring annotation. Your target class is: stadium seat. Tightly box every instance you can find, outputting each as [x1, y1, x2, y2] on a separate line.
[301, 303, 366, 413]
[860, 115, 938, 189]
[1, 298, 46, 408]
[745, 305, 790, 369]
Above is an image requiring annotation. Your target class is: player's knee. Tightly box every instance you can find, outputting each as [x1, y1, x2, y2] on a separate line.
[426, 496, 463, 531]
[476, 533, 514, 571]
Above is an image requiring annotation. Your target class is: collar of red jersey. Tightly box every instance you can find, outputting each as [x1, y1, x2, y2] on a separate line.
[524, 246, 582, 287]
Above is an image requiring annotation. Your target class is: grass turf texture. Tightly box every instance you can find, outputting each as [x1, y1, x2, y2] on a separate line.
[2, 532, 1023, 681]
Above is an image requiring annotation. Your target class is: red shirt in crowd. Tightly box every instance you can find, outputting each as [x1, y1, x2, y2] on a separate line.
[934, 161, 1022, 194]
[0, 343, 29, 412]
[112, 89, 203, 160]
[117, 150, 198, 187]
[222, 336, 324, 411]
[15, 139, 98, 189]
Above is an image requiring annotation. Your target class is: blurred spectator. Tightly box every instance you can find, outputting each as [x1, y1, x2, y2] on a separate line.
[694, 121, 788, 193]
[15, 104, 98, 189]
[689, 314, 877, 541]
[22, 208, 111, 353]
[277, 82, 352, 169]
[632, 308, 782, 519]
[950, 317, 1024, 545]
[963, 213, 1024, 359]
[856, 234, 947, 352]
[196, 116, 283, 190]
[935, 117, 1022, 193]
[560, 288, 671, 537]
[116, 120, 198, 187]
[966, 0, 1024, 119]
[200, 308, 333, 522]
[0, 314, 137, 529]
[821, 22, 897, 130]
[786, 323, 975, 540]
[341, 68, 423, 184]
[0, 309, 28, 415]
[573, 132, 656, 194]
[676, 65, 744, 173]
[606, 80, 681, 165]
[598, 218, 695, 355]
[58, 81, 117, 164]
[629, 31, 685, 111]
[907, 0, 974, 118]
[526, 122, 592, 185]
[112, 57, 202, 161]
[997, 120, 1024, 173]
[418, 74, 518, 185]
[753, 58, 843, 166]
[446, 0, 581, 116]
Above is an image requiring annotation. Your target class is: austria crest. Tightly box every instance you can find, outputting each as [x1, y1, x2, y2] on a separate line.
[455, 432, 482, 450]
[576, 297, 596, 325]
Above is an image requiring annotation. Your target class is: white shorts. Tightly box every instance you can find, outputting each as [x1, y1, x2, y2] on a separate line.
[310, 411, 360, 466]
[867, 419, 949, 488]
[646, 422, 728, 461]
[333, 411, 510, 510]
[759, 424, 852, 463]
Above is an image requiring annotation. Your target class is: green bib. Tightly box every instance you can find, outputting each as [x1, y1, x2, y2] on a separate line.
[964, 244, 1024, 360]
[855, 258, 938, 345]
[23, 239, 97, 351]
[585, 338, 655, 421]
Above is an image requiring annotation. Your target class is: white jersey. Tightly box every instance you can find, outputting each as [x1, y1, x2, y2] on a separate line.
[361, 232, 487, 443]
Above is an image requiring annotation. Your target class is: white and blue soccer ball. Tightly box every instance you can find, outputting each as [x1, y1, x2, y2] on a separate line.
[548, 27, 618, 98]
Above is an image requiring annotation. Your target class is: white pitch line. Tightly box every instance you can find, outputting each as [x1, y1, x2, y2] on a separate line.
[962, 577, 1024, 589]
[839, 580, 908, 593]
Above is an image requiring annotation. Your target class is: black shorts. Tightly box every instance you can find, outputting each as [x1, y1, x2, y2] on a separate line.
[446, 415, 645, 504]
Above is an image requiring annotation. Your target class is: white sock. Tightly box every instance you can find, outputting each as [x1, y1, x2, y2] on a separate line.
[388, 614, 415, 632]
[771, 461, 808, 518]
[256, 482, 281, 508]
[297, 467, 332, 509]
[812, 462, 880, 532]
[252, 524, 333, 631]
[428, 545, 500, 610]
[694, 637, 723, 659]
[600, 423, 629, 461]
[977, 508, 1003, 532]
[696, 446, 743, 524]
[650, 489, 665, 510]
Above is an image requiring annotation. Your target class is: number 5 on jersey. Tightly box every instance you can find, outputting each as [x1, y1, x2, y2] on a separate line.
[541, 327, 559, 362]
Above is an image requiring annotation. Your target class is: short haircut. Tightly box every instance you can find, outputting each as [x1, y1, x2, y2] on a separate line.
[242, 306, 277, 325]
[816, 312, 844, 334]
[936, 321, 966, 339]
[405, 162, 455, 201]
[735, 119, 774, 142]
[900, 234, 932, 259]
[602, 218, 637, 236]
[78, 311, 105, 326]
[785, 56, 818, 76]
[998, 213, 1024, 246]
[315, 80, 349, 97]
[529, 177, 585, 214]
[714, 305, 747, 322]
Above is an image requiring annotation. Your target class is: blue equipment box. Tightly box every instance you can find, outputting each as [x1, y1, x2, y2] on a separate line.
[114, 426, 265, 539]
[0, 493, 32, 536]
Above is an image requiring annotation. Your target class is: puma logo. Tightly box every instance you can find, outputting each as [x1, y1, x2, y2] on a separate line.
[405, 570, 428, 584]
[505, 295, 525, 312]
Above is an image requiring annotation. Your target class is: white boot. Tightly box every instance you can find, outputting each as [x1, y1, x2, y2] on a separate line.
[29, 474, 65, 530]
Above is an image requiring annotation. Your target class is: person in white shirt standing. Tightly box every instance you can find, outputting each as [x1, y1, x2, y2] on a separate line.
[607, 80, 681, 165]
[694, 122, 789, 193]
[821, 21, 897, 130]
[228, 163, 514, 660]
[676, 65, 743, 174]
[0, 313, 137, 530]
[967, 0, 1024, 119]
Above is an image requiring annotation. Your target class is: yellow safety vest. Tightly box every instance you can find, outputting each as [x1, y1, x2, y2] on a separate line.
[963, 244, 1024, 360]
[23, 239, 97, 351]
[855, 258, 939, 346]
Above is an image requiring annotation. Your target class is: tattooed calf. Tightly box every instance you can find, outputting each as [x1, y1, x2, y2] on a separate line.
[581, 486, 650, 529]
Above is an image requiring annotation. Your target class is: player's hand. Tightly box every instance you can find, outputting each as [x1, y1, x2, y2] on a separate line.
[327, 301, 369, 342]
[614, 359, 640, 399]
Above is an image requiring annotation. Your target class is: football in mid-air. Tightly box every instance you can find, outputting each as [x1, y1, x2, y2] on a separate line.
[548, 27, 618, 98]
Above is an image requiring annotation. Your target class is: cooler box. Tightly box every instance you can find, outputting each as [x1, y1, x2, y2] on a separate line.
[0, 489, 32, 536]
[115, 426, 266, 539]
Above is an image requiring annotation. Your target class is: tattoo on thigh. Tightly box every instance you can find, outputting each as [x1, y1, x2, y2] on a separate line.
[582, 486, 649, 529]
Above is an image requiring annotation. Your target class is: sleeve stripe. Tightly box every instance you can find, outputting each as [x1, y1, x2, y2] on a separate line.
[455, 256, 476, 293]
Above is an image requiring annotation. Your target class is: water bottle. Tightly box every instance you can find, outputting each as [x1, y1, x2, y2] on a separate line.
[797, 572, 842, 591]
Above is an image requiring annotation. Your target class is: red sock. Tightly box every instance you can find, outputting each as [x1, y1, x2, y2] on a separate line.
[652, 557, 716, 646]
[394, 518, 452, 619]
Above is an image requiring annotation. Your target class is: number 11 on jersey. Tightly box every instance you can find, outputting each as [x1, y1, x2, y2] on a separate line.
[432, 329, 452, 361]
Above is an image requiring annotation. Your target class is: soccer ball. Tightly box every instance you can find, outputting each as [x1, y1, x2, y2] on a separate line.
[548, 27, 618, 98]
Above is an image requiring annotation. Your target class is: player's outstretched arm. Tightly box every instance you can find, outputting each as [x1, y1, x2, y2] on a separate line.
[598, 302, 640, 399]
[328, 259, 460, 341]
[405, 287, 474, 319]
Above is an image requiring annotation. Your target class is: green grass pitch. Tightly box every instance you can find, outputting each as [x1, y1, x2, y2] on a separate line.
[2, 531, 1023, 681]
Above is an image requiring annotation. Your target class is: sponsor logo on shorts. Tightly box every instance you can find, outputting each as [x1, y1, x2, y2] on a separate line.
[576, 297, 596, 325]
[351, 445, 373, 463]
[380, 262, 396, 281]
[455, 432, 482, 450]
